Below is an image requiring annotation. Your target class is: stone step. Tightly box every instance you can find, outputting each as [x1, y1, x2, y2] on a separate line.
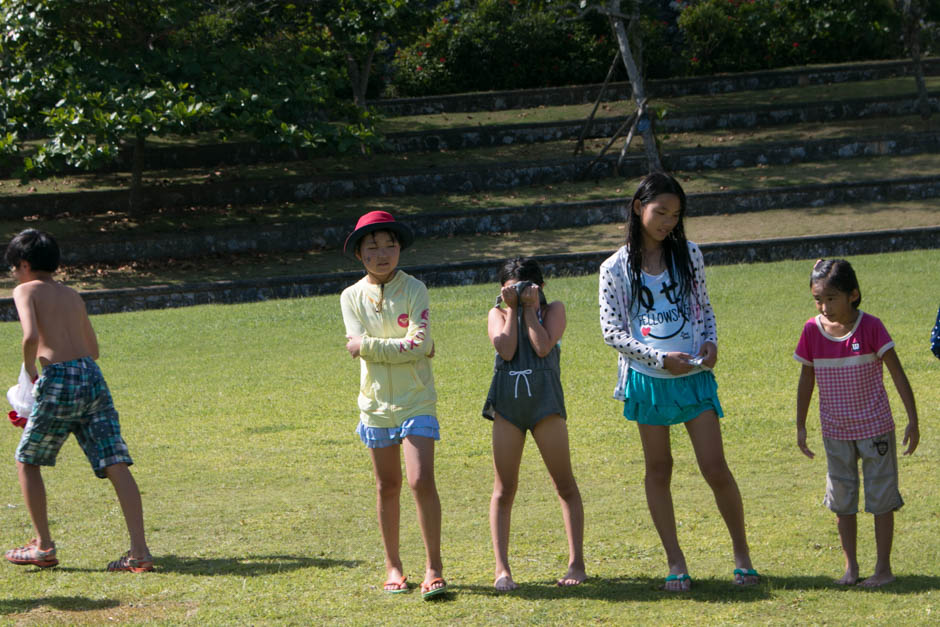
[1, 226, 934, 320]
[52, 174, 940, 265]
[374, 58, 940, 116]
[3, 130, 938, 218]
[381, 93, 940, 153]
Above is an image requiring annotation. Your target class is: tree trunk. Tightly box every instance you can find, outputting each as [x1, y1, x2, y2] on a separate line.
[608, 0, 662, 172]
[899, 0, 932, 119]
[129, 133, 145, 214]
[346, 32, 380, 109]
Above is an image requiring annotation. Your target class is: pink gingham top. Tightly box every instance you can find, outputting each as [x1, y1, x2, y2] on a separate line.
[794, 312, 895, 440]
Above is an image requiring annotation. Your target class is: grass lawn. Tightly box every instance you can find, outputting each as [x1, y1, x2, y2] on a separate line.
[0, 250, 935, 624]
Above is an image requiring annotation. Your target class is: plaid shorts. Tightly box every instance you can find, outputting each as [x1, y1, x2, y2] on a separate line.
[16, 357, 132, 478]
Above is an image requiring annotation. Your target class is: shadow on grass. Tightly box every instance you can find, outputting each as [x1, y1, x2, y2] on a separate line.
[0, 596, 119, 615]
[454, 574, 940, 602]
[154, 554, 360, 576]
[455, 577, 771, 603]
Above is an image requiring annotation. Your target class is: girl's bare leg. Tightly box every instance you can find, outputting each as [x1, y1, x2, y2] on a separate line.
[403, 435, 444, 593]
[637, 423, 690, 591]
[531, 415, 586, 586]
[684, 411, 757, 585]
[835, 513, 860, 585]
[859, 512, 895, 587]
[490, 414, 525, 591]
[369, 445, 405, 590]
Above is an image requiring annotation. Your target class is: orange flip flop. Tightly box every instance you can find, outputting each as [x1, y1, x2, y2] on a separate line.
[421, 577, 448, 599]
[384, 576, 408, 594]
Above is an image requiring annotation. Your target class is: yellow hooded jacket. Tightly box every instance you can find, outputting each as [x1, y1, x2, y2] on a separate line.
[340, 270, 437, 428]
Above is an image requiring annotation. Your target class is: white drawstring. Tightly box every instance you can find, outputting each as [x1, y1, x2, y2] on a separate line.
[508, 369, 532, 398]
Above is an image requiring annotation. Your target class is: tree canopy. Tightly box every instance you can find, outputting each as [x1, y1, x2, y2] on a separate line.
[0, 0, 374, 188]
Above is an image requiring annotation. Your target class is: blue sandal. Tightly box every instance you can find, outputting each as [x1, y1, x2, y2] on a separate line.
[664, 573, 691, 591]
[733, 568, 760, 586]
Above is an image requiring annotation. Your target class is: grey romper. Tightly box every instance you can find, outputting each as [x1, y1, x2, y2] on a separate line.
[482, 293, 567, 432]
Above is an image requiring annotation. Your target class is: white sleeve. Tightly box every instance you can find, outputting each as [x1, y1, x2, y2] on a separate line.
[599, 257, 666, 370]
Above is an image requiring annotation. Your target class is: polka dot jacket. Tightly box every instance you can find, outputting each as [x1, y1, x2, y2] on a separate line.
[598, 242, 718, 401]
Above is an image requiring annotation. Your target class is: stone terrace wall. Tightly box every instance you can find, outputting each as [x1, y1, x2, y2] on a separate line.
[374, 58, 940, 117]
[4, 131, 939, 219]
[51, 175, 940, 264]
[0, 227, 935, 321]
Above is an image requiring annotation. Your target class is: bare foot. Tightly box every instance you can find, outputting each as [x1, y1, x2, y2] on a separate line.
[557, 566, 587, 587]
[835, 568, 859, 586]
[494, 573, 518, 591]
[858, 572, 895, 588]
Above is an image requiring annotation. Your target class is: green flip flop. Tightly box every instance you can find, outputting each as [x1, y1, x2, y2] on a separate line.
[664, 573, 692, 591]
[733, 568, 760, 586]
[421, 577, 448, 599]
[383, 576, 409, 594]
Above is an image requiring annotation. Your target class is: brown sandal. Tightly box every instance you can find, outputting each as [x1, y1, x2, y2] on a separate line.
[5, 539, 58, 568]
[107, 551, 153, 573]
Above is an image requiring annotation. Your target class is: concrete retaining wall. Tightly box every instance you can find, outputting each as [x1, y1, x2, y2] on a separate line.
[382, 94, 940, 153]
[0, 226, 935, 321]
[4, 131, 939, 219]
[52, 175, 940, 264]
[375, 58, 940, 116]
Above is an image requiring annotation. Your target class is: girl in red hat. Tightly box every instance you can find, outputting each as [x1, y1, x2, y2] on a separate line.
[340, 211, 446, 599]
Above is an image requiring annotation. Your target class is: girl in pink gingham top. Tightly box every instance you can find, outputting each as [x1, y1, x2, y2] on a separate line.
[794, 259, 919, 589]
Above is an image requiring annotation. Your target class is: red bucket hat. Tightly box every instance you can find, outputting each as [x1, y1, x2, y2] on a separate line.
[343, 211, 415, 260]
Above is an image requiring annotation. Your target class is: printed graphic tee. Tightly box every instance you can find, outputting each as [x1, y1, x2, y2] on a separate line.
[629, 270, 694, 378]
[793, 311, 895, 440]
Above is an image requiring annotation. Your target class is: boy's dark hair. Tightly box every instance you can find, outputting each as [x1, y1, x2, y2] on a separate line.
[625, 171, 693, 313]
[811, 258, 862, 308]
[5, 229, 60, 272]
[498, 257, 544, 286]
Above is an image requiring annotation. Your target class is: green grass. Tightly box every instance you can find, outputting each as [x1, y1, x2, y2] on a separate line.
[0, 250, 935, 624]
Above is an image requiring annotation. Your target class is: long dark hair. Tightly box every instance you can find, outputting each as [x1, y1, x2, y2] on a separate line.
[625, 172, 693, 312]
[811, 258, 861, 308]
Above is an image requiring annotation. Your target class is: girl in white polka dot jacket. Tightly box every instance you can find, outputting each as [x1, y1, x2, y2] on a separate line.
[598, 172, 759, 591]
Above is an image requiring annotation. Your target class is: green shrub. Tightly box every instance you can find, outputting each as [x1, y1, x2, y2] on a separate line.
[679, 0, 902, 75]
[389, 0, 614, 96]
[386, 0, 908, 96]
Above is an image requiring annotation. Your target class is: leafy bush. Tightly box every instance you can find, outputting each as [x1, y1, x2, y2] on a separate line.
[0, 0, 375, 181]
[389, 0, 614, 96]
[678, 0, 902, 75]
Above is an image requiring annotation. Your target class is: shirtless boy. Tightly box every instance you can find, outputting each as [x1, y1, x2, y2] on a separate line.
[4, 229, 152, 571]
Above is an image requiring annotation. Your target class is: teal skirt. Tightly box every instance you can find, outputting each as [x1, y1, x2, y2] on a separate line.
[623, 369, 723, 426]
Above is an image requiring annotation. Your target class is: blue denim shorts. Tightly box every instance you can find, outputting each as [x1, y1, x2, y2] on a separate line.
[356, 415, 440, 449]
